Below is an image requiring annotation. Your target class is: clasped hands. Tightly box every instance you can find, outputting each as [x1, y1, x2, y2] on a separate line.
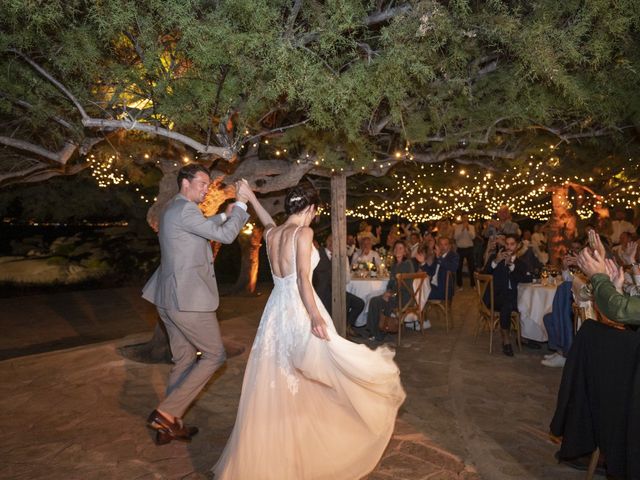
[234, 178, 256, 204]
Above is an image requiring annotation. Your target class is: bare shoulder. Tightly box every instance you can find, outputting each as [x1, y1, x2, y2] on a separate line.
[296, 226, 314, 242]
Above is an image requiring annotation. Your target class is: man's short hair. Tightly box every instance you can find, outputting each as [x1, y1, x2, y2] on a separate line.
[176, 164, 209, 189]
[505, 233, 520, 243]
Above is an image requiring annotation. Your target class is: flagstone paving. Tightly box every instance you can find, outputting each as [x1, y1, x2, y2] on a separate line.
[0, 286, 583, 479]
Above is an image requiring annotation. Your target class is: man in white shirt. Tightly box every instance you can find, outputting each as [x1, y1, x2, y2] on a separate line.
[610, 209, 635, 245]
[351, 236, 381, 268]
[453, 213, 476, 288]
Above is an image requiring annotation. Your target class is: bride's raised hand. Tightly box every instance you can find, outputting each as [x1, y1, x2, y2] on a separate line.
[311, 315, 330, 341]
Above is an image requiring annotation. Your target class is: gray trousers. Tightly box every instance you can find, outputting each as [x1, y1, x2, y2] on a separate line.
[157, 307, 227, 418]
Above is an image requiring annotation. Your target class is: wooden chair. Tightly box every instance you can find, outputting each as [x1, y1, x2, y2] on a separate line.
[473, 272, 522, 354]
[393, 271, 428, 347]
[425, 270, 454, 331]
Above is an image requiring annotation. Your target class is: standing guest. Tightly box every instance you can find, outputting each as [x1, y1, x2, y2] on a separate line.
[496, 205, 521, 236]
[351, 236, 381, 268]
[454, 213, 476, 289]
[357, 221, 381, 246]
[483, 234, 529, 357]
[385, 224, 404, 249]
[473, 220, 487, 275]
[366, 240, 420, 341]
[424, 237, 459, 301]
[436, 217, 454, 240]
[312, 234, 365, 335]
[142, 166, 250, 444]
[610, 209, 635, 245]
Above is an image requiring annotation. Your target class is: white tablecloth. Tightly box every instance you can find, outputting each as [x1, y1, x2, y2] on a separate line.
[346, 276, 431, 328]
[347, 277, 388, 327]
[517, 283, 559, 342]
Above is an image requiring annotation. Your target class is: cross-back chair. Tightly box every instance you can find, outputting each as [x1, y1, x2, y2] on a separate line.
[473, 272, 522, 353]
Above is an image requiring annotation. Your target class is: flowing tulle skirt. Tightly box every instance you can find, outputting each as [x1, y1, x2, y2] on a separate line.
[212, 276, 406, 480]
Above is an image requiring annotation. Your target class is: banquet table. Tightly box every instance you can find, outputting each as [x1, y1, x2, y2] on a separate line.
[517, 282, 560, 342]
[346, 276, 388, 327]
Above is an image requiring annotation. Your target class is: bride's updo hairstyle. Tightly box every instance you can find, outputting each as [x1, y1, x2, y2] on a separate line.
[285, 185, 320, 215]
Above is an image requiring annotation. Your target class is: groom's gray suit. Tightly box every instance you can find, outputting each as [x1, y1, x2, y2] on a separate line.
[143, 193, 249, 418]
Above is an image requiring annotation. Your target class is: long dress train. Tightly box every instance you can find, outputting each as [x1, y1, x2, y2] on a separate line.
[213, 228, 406, 480]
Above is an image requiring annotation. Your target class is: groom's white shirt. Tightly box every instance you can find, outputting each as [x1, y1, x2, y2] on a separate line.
[142, 193, 249, 312]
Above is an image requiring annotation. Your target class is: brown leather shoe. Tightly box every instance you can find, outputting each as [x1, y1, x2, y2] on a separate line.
[147, 410, 191, 443]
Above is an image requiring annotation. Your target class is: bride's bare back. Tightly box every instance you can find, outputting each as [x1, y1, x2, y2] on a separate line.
[265, 224, 305, 278]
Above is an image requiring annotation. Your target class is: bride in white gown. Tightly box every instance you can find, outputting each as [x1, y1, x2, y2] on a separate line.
[213, 183, 406, 480]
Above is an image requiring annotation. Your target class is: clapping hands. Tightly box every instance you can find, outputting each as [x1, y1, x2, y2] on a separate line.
[605, 258, 625, 292]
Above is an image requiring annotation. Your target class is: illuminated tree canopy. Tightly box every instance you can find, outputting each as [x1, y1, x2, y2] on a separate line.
[0, 0, 638, 219]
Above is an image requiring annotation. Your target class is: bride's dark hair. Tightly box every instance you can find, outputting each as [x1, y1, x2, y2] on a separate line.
[285, 185, 320, 215]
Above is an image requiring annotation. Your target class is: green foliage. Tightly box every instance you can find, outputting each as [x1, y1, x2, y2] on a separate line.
[0, 0, 638, 184]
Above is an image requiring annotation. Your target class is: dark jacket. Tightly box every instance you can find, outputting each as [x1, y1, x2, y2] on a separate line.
[312, 246, 332, 314]
[425, 251, 459, 300]
[483, 253, 529, 303]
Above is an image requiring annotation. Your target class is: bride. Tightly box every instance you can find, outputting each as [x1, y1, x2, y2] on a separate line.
[212, 182, 406, 480]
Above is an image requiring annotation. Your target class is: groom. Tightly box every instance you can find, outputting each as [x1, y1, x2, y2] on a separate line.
[142, 164, 250, 444]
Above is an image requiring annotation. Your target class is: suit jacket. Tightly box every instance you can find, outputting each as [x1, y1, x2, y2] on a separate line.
[483, 253, 529, 302]
[142, 194, 249, 312]
[312, 246, 332, 314]
[425, 251, 459, 300]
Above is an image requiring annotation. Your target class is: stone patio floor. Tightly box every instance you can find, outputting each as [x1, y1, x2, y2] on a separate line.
[0, 285, 583, 479]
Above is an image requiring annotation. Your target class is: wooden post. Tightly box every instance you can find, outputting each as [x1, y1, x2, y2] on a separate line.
[331, 172, 348, 337]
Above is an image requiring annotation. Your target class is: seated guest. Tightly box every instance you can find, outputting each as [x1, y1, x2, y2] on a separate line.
[612, 231, 636, 265]
[424, 237, 459, 300]
[408, 231, 422, 257]
[514, 236, 543, 278]
[483, 234, 529, 357]
[312, 234, 365, 333]
[542, 252, 583, 368]
[351, 236, 381, 268]
[366, 240, 420, 341]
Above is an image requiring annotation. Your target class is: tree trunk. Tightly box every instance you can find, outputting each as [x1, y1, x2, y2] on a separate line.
[331, 173, 348, 337]
[548, 185, 578, 266]
[230, 224, 264, 294]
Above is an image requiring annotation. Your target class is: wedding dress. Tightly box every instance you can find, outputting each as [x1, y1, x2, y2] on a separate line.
[213, 227, 406, 480]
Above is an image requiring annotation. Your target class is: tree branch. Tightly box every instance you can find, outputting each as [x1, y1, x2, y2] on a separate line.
[10, 50, 234, 159]
[8, 49, 89, 120]
[285, 0, 304, 38]
[0, 136, 77, 164]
